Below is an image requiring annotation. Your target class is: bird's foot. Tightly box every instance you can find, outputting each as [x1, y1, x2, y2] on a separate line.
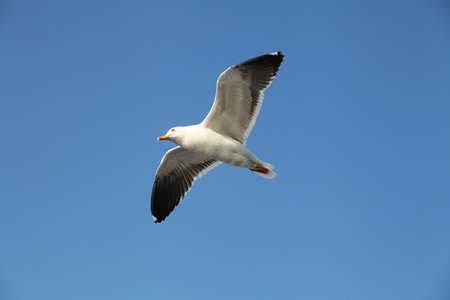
[250, 162, 268, 174]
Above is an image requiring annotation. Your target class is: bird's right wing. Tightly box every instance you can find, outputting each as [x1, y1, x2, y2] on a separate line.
[151, 146, 222, 223]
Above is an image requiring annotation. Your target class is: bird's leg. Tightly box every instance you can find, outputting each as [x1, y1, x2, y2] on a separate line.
[250, 162, 268, 174]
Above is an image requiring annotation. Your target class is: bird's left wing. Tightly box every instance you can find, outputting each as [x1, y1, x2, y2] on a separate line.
[151, 146, 222, 223]
[201, 52, 283, 144]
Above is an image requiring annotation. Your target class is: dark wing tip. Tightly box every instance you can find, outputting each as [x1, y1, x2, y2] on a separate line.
[151, 176, 168, 223]
[270, 51, 284, 60]
[151, 175, 181, 223]
[153, 217, 163, 223]
[234, 51, 284, 78]
[236, 51, 284, 65]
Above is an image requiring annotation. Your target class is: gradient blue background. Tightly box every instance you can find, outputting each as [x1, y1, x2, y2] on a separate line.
[1, 1, 450, 299]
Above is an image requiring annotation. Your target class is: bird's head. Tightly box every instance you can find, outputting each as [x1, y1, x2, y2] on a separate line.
[157, 127, 181, 142]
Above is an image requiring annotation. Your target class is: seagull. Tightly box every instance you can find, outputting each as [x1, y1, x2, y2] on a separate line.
[151, 52, 284, 223]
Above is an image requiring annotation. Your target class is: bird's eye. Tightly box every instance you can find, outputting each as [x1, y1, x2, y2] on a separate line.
[171, 129, 175, 132]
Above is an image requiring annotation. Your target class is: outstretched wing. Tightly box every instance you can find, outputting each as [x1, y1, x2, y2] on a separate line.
[201, 52, 284, 144]
[151, 146, 222, 223]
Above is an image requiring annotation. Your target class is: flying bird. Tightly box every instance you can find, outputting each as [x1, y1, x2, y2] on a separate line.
[151, 52, 284, 223]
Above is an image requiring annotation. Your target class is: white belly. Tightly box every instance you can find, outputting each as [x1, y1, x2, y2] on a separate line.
[180, 127, 258, 168]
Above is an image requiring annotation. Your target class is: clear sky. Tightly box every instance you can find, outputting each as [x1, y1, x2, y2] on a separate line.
[1, 1, 450, 299]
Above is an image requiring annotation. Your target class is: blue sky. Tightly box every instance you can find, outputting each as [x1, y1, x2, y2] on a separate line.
[1, 1, 450, 299]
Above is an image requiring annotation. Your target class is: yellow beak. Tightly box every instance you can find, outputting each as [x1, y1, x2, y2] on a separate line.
[157, 135, 171, 141]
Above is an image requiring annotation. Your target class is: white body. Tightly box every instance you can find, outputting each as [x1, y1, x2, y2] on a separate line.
[170, 125, 270, 172]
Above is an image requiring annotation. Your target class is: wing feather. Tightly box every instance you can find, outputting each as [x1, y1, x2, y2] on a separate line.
[201, 52, 284, 143]
[151, 146, 222, 223]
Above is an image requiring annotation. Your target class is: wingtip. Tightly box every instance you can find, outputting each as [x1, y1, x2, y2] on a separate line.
[153, 214, 168, 223]
[268, 51, 284, 63]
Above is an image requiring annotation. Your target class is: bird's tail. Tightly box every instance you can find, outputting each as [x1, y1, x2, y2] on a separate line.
[250, 162, 277, 179]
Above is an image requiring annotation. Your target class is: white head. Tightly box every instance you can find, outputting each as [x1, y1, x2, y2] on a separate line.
[157, 127, 184, 143]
